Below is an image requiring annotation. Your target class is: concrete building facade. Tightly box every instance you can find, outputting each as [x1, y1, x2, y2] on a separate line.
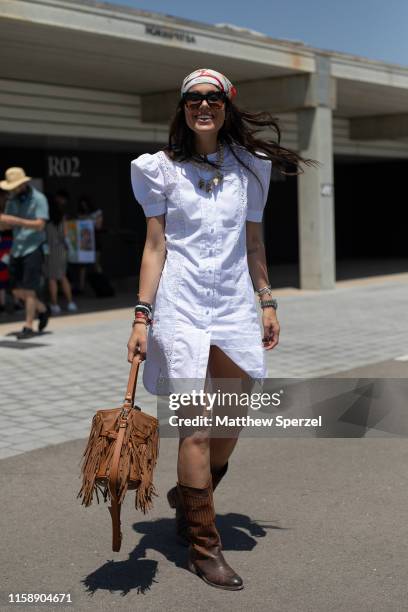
[1, 0, 408, 288]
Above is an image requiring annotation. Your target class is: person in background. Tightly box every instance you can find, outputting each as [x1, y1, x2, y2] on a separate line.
[45, 191, 77, 315]
[90, 205, 103, 273]
[76, 195, 114, 298]
[74, 195, 95, 294]
[79, 196, 104, 268]
[0, 188, 12, 314]
[0, 167, 50, 339]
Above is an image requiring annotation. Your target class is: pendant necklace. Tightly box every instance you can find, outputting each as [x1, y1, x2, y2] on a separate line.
[191, 142, 225, 193]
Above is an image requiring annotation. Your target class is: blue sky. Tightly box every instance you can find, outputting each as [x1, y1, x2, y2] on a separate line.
[104, 0, 407, 66]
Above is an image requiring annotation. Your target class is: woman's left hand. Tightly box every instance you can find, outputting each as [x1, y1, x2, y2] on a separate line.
[262, 308, 280, 350]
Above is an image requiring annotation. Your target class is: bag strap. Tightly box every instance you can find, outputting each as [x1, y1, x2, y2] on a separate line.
[108, 354, 142, 551]
[108, 422, 126, 552]
[123, 354, 142, 410]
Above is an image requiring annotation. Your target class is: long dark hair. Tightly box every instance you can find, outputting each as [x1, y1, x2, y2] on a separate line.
[164, 97, 315, 178]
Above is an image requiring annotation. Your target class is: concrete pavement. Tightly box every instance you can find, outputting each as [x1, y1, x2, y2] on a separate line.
[1, 434, 408, 611]
[2, 275, 408, 459]
[1, 274, 408, 611]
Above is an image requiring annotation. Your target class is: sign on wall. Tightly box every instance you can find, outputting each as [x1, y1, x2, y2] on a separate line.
[65, 219, 95, 264]
[145, 24, 196, 43]
[47, 156, 81, 178]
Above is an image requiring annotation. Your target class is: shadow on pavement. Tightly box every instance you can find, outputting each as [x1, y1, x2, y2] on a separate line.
[83, 557, 159, 596]
[82, 513, 280, 596]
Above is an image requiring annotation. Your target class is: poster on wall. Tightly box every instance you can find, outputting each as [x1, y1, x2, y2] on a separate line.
[66, 219, 96, 264]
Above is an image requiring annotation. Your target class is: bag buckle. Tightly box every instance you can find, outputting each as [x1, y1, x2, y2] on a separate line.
[119, 407, 130, 421]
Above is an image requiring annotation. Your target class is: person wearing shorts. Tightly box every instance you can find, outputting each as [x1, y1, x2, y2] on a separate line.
[0, 167, 50, 339]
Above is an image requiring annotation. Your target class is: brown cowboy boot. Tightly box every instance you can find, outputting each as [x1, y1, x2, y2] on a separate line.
[167, 462, 229, 545]
[177, 478, 243, 590]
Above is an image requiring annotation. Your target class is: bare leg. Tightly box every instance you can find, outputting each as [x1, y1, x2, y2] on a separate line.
[12, 288, 25, 303]
[177, 432, 211, 488]
[177, 372, 213, 488]
[24, 290, 37, 328]
[49, 279, 58, 305]
[25, 289, 46, 325]
[60, 276, 73, 303]
[175, 346, 247, 590]
[36, 298, 46, 314]
[177, 345, 252, 487]
[13, 288, 31, 325]
[207, 344, 253, 471]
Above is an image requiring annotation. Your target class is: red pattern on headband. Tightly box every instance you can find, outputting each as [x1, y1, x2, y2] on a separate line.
[181, 68, 236, 99]
[197, 70, 225, 92]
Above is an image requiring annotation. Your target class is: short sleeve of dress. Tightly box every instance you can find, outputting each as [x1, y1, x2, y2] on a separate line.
[246, 154, 272, 223]
[130, 153, 167, 217]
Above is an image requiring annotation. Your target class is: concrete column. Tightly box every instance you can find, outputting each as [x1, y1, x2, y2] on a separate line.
[297, 56, 336, 290]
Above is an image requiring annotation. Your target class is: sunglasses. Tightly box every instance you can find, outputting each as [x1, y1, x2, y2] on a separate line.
[183, 91, 227, 110]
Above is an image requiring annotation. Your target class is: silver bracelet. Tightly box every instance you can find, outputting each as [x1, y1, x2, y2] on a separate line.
[255, 284, 273, 297]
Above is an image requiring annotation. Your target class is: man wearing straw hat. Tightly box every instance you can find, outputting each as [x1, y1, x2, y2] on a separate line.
[0, 167, 50, 339]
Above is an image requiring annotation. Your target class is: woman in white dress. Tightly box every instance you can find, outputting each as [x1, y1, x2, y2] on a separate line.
[128, 69, 310, 590]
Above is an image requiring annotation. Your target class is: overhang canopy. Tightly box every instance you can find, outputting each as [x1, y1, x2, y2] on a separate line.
[0, 0, 314, 94]
[1, 0, 408, 145]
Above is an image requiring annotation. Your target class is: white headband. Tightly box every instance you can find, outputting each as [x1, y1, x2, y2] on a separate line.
[181, 68, 237, 99]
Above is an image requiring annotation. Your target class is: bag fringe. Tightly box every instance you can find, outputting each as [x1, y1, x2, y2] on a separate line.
[77, 411, 159, 512]
[135, 426, 160, 513]
[77, 415, 107, 507]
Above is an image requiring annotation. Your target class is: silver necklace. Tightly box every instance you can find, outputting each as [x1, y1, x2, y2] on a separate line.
[190, 142, 225, 193]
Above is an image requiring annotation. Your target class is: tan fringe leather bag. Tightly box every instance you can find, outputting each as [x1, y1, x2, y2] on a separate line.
[77, 354, 159, 552]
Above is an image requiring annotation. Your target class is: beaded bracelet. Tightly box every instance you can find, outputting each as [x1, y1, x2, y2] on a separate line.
[135, 303, 152, 311]
[135, 313, 150, 321]
[133, 303, 152, 326]
[260, 299, 278, 310]
[135, 305, 152, 318]
[256, 286, 274, 300]
[132, 319, 148, 328]
[134, 312, 151, 324]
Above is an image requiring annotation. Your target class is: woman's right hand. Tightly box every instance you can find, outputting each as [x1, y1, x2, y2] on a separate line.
[127, 325, 148, 363]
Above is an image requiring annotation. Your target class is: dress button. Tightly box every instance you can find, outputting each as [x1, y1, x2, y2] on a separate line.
[207, 290, 210, 295]
[206, 310, 209, 314]
[210, 228, 214, 233]
[209, 249, 213, 256]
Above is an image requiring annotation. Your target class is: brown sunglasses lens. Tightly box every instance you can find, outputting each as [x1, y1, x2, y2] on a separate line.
[184, 93, 225, 109]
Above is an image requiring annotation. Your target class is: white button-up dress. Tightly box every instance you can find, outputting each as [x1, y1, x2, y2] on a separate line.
[130, 144, 272, 395]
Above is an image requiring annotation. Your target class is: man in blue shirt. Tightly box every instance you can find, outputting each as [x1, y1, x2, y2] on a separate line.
[0, 167, 50, 339]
